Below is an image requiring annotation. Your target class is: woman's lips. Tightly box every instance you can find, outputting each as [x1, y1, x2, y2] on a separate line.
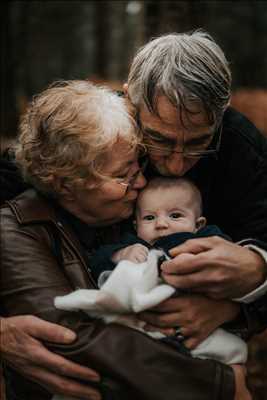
[126, 192, 138, 202]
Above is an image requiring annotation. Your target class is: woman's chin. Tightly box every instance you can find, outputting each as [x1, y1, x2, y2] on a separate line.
[123, 204, 135, 217]
[118, 202, 135, 220]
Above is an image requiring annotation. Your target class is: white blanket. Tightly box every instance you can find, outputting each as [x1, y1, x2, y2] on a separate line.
[55, 249, 247, 365]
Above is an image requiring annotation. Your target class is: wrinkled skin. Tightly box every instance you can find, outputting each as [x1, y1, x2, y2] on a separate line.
[1, 316, 101, 400]
[139, 294, 240, 349]
[162, 236, 266, 299]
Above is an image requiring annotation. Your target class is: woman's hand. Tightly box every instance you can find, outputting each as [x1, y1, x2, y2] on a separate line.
[138, 294, 240, 349]
[1, 315, 101, 400]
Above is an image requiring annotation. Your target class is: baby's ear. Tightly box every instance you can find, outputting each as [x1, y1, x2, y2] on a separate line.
[196, 216, 207, 231]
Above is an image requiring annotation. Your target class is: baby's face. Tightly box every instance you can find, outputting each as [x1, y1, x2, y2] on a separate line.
[136, 186, 200, 245]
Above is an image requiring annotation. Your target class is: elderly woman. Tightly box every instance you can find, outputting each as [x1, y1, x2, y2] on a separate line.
[1, 80, 246, 400]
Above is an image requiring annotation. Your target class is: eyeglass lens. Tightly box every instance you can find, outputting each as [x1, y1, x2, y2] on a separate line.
[144, 125, 222, 157]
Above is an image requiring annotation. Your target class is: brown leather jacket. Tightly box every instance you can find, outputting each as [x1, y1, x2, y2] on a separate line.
[1, 189, 235, 400]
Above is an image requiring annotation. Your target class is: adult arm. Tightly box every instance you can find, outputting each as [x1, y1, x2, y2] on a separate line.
[1, 206, 235, 400]
[139, 294, 240, 349]
[138, 239, 267, 343]
[160, 130, 267, 329]
[161, 237, 267, 299]
[158, 239, 267, 339]
[159, 110, 267, 337]
[0, 316, 101, 399]
[158, 128, 267, 335]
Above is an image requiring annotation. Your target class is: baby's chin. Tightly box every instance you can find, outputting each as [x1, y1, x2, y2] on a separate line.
[149, 235, 167, 245]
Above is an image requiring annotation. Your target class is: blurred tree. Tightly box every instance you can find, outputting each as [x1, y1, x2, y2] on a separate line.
[1, 1, 19, 137]
[2, 0, 267, 138]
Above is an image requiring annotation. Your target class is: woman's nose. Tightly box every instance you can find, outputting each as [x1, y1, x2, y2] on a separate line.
[133, 171, 147, 189]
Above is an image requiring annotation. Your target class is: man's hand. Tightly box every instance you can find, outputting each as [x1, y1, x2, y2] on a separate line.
[1, 316, 101, 400]
[232, 365, 252, 400]
[138, 294, 240, 349]
[112, 244, 149, 264]
[161, 236, 266, 299]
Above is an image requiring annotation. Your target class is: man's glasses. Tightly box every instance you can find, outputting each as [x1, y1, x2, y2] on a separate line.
[142, 124, 222, 159]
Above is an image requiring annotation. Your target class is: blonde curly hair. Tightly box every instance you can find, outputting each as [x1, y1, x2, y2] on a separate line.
[16, 80, 141, 198]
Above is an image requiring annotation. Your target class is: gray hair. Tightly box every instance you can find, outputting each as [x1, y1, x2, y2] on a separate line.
[16, 80, 140, 198]
[128, 30, 231, 126]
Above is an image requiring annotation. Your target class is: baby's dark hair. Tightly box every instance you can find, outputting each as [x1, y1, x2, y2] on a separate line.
[136, 177, 203, 217]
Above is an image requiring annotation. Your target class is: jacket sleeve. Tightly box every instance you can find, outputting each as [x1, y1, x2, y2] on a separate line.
[0, 207, 235, 400]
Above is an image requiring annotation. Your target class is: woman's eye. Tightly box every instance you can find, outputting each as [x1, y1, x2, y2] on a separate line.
[170, 213, 181, 219]
[143, 215, 155, 221]
[147, 133, 165, 143]
[116, 173, 128, 180]
[151, 136, 164, 143]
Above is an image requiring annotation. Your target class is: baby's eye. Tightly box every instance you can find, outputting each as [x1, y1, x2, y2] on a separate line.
[170, 212, 182, 219]
[143, 215, 155, 221]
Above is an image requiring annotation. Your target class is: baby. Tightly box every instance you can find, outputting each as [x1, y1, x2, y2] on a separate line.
[111, 176, 211, 264]
[55, 177, 249, 368]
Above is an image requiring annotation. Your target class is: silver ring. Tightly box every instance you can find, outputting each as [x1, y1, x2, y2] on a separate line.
[174, 326, 185, 342]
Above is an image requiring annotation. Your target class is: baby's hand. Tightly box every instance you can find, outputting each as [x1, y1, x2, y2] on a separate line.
[112, 244, 149, 264]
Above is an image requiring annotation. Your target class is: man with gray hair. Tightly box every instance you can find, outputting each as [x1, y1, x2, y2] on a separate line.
[125, 29, 267, 346]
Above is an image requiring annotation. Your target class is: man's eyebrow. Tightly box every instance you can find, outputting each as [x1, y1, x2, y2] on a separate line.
[185, 132, 213, 146]
[143, 127, 176, 142]
[144, 127, 213, 144]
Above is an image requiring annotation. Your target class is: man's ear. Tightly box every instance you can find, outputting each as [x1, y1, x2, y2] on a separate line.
[196, 216, 207, 231]
[123, 83, 129, 97]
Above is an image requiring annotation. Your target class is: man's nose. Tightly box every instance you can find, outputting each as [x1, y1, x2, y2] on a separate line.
[166, 152, 185, 176]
